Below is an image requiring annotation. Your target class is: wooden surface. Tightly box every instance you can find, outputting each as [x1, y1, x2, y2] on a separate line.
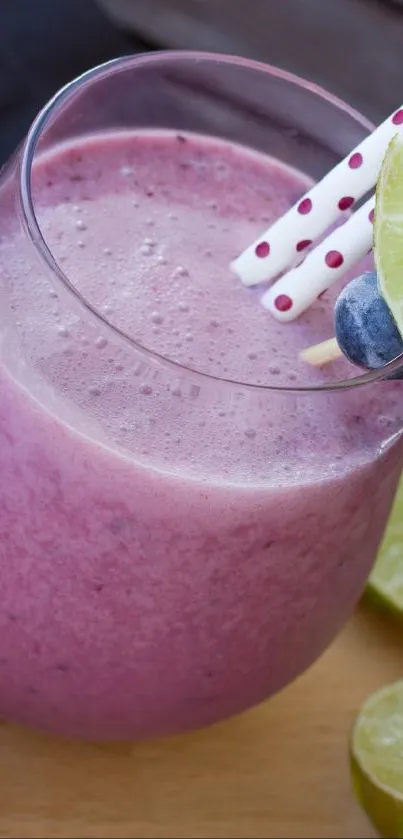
[0, 604, 401, 838]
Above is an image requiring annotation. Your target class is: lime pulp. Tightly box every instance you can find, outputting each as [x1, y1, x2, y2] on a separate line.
[374, 133, 403, 339]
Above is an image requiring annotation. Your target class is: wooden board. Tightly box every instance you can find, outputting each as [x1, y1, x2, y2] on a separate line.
[0, 603, 401, 838]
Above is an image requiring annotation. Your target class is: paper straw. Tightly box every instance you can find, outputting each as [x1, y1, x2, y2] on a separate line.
[260, 196, 375, 321]
[231, 107, 403, 288]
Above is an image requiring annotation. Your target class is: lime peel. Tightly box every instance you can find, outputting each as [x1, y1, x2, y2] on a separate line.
[366, 474, 403, 617]
[374, 133, 403, 339]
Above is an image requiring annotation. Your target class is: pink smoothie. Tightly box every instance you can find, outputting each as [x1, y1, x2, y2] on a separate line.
[0, 130, 401, 739]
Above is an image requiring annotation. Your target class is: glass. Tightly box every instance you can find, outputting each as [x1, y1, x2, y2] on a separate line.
[0, 52, 402, 741]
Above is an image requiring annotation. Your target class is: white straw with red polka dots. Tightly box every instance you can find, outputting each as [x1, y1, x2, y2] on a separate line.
[231, 107, 403, 314]
[260, 195, 374, 320]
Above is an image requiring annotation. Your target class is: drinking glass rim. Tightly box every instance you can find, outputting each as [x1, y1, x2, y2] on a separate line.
[18, 49, 403, 393]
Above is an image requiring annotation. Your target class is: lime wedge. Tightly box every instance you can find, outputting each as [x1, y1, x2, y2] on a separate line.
[366, 475, 403, 618]
[374, 134, 403, 338]
[350, 681, 403, 838]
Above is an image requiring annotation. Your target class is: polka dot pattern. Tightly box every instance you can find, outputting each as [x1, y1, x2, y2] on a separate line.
[274, 294, 293, 312]
[369, 208, 375, 224]
[392, 109, 403, 125]
[338, 196, 354, 211]
[348, 152, 363, 169]
[255, 241, 270, 258]
[297, 198, 312, 215]
[296, 239, 312, 252]
[325, 250, 344, 269]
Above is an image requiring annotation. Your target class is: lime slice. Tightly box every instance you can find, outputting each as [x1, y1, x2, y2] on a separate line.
[374, 134, 403, 338]
[366, 475, 403, 618]
[350, 681, 403, 838]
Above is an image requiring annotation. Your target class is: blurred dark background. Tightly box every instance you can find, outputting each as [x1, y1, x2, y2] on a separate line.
[1, 0, 403, 164]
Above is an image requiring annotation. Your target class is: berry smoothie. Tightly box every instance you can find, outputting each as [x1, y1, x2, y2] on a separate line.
[0, 130, 401, 740]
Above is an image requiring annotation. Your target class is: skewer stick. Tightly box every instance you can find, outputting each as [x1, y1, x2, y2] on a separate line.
[299, 337, 343, 366]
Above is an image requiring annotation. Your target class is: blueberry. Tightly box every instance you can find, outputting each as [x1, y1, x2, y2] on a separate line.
[334, 271, 403, 376]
